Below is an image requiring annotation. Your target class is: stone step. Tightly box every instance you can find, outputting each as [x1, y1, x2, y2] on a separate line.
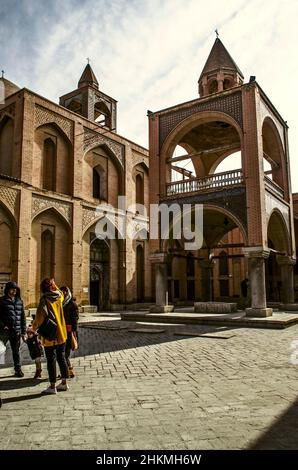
[79, 305, 98, 314]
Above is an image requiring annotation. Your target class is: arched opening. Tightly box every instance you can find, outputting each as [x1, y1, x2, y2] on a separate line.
[84, 144, 122, 204]
[35, 124, 73, 196]
[136, 173, 144, 206]
[266, 211, 290, 302]
[41, 229, 54, 279]
[43, 138, 56, 191]
[208, 80, 218, 94]
[68, 99, 82, 115]
[94, 101, 111, 128]
[164, 207, 246, 304]
[90, 237, 110, 310]
[170, 144, 195, 183]
[165, 117, 242, 196]
[0, 116, 14, 176]
[262, 118, 285, 193]
[31, 208, 71, 305]
[92, 164, 107, 200]
[223, 78, 232, 90]
[136, 244, 144, 302]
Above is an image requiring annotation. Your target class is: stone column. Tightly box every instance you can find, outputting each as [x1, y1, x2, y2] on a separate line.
[243, 247, 273, 317]
[149, 253, 174, 313]
[277, 256, 296, 305]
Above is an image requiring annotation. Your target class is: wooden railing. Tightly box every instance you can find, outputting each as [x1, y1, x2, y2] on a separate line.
[166, 169, 243, 196]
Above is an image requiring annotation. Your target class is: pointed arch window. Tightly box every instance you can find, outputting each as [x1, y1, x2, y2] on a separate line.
[93, 164, 107, 200]
[136, 173, 144, 208]
[41, 228, 55, 279]
[43, 138, 56, 191]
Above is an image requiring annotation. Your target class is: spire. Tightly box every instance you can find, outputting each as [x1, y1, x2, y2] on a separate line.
[199, 38, 243, 81]
[198, 38, 244, 97]
[78, 63, 99, 89]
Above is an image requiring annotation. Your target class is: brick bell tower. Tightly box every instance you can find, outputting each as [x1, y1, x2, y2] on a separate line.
[148, 36, 295, 317]
[60, 62, 117, 131]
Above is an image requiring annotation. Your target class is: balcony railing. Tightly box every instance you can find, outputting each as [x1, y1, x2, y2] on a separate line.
[166, 169, 244, 196]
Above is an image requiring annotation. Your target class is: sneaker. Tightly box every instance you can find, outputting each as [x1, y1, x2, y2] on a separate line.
[14, 370, 24, 378]
[56, 382, 69, 392]
[42, 386, 57, 395]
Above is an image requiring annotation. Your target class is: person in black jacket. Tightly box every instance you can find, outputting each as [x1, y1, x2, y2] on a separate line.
[60, 286, 79, 378]
[0, 281, 26, 377]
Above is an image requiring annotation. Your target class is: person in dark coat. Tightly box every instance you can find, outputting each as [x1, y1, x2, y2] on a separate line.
[0, 281, 26, 377]
[60, 286, 79, 378]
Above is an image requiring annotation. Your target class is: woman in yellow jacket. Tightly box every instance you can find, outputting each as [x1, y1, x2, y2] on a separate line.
[32, 278, 69, 394]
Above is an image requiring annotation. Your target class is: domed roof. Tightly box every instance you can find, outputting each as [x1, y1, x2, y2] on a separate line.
[0, 76, 20, 101]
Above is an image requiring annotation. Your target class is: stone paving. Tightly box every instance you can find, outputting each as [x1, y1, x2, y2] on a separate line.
[1, 314, 298, 450]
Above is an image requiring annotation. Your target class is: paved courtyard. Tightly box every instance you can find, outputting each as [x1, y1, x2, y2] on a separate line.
[1, 314, 298, 450]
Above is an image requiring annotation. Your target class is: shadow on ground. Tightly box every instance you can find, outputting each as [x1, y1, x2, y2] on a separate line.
[1, 320, 239, 367]
[249, 397, 298, 449]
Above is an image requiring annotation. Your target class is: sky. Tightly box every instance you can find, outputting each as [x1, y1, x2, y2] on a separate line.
[1, 0, 298, 188]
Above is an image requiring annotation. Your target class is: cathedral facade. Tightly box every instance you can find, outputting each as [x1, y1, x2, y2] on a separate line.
[0, 65, 150, 308]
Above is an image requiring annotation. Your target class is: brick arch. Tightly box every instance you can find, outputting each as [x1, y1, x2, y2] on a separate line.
[160, 111, 243, 183]
[160, 111, 243, 159]
[30, 207, 72, 305]
[35, 121, 72, 146]
[261, 117, 287, 195]
[267, 208, 290, 254]
[34, 123, 73, 195]
[32, 205, 71, 229]
[161, 203, 248, 252]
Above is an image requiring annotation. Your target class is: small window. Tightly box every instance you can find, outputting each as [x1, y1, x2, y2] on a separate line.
[93, 167, 101, 199]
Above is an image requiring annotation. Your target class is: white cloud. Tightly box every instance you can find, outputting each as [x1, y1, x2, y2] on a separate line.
[1, 0, 298, 189]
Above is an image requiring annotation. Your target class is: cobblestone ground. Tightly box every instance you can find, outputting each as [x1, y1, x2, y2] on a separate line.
[1, 315, 298, 450]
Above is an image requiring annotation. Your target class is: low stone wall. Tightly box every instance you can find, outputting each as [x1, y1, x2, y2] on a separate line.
[194, 302, 237, 314]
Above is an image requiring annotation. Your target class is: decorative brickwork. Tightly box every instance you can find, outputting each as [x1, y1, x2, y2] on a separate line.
[83, 127, 124, 167]
[35, 105, 73, 141]
[159, 91, 242, 150]
[0, 184, 19, 216]
[82, 206, 99, 232]
[160, 186, 247, 232]
[32, 194, 72, 225]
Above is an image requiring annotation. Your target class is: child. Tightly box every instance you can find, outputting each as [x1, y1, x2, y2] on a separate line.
[26, 324, 43, 378]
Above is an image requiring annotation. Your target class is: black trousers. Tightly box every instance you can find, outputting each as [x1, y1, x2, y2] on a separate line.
[65, 332, 72, 368]
[44, 343, 68, 384]
[8, 331, 21, 372]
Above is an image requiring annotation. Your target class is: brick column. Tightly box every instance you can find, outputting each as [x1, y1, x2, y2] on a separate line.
[244, 247, 272, 317]
[72, 200, 83, 304]
[17, 188, 32, 306]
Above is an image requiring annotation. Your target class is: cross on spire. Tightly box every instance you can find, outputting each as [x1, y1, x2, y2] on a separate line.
[1, 70, 4, 78]
[86, 57, 90, 64]
[215, 29, 219, 38]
